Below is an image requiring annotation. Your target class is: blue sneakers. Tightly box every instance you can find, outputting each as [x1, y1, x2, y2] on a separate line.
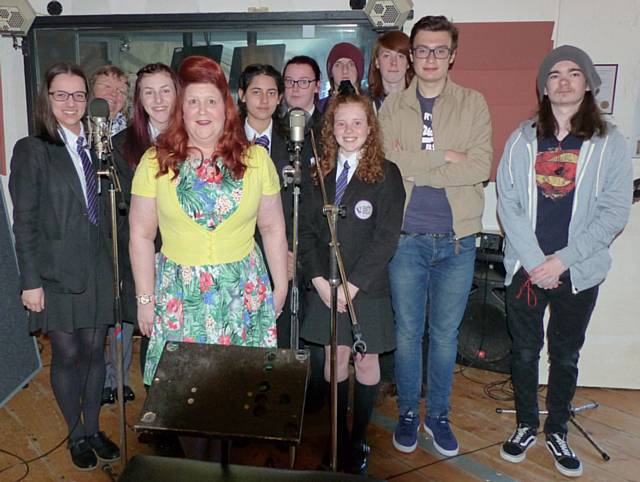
[424, 416, 459, 456]
[392, 411, 420, 453]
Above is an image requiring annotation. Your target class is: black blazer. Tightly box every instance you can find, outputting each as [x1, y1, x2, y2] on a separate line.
[299, 159, 405, 296]
[9, 135, 110, 294]
[109, 130, 137, 321]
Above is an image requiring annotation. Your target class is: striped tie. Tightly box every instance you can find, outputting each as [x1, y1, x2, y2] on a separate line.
[335, 160, 350, 205]
[255, 135, 270, 152]
[76, 136, 99, 225]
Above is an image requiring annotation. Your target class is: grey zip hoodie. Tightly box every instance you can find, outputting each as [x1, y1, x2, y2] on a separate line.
[497, 119, 632, 292]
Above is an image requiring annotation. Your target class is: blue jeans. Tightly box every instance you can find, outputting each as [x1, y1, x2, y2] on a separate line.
[390, 233, 476, 417]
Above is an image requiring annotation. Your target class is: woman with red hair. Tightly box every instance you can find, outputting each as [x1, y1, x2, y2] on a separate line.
[128, 56, 287, 391]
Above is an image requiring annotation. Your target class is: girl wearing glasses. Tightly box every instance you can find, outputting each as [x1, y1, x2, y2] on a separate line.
[9, 62, 119, 471]
[101, 63, 179, 405]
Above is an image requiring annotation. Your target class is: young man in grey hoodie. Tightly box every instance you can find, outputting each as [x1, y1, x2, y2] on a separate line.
[497, 45, 632, 478]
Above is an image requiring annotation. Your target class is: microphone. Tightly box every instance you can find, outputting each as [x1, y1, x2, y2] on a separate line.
[289, 108, 307, 147]
[88, 98, 112, 160]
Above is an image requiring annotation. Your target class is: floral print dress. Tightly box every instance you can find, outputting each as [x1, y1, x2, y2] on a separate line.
[143, 156, 277, 385]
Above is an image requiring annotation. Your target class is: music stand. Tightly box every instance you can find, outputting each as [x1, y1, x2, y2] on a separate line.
[135, 343, 310, 468]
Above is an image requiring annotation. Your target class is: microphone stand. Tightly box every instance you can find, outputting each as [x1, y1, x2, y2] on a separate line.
[309, 131, 367, 472]
[281, 142, 303, 350]
[95, 137, 127, 464]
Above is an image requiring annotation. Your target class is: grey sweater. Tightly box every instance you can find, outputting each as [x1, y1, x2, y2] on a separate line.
[497, 119, 632, 292]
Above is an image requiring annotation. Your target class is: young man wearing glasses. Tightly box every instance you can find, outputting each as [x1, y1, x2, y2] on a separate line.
[378, 15, 493, 457]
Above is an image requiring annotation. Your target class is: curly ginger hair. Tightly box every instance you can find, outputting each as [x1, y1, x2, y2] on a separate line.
[319, 93, 385, 184]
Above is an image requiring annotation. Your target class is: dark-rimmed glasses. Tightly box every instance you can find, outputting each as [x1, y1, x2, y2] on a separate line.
[48, 91, 88, 102]
[284, 78, 317, 89]
[411, 46, 452, 60]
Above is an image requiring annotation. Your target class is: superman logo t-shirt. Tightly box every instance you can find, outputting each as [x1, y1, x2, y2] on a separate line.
[535, 134, 583, 259]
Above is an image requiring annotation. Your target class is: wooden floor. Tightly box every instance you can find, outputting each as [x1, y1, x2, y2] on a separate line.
[1, 337, 638, 482]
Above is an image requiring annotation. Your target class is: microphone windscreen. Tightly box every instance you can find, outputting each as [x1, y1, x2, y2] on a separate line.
[89, 98, 110, 118]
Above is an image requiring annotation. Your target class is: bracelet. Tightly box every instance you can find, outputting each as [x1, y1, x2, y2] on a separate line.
[135, 293, 154, 305]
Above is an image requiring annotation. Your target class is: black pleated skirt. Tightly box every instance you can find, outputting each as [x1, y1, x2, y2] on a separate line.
[29, 224, 114, 333]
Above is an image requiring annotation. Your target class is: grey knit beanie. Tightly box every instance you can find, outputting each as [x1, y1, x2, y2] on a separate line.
[537, 45, 601, 100]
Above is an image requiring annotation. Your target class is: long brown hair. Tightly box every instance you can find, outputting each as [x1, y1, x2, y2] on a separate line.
[319, 93, 385, 184]
[368, 31, 413, 101]
[35, 62, 89, 145]
[536, 91, 607, 139]
[123, 63, 178, 168]
[155, 56, 248, 179]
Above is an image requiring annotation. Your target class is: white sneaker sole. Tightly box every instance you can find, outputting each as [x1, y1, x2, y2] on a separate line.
[500, 437, 536, 463]
[546, 444, 583, 477]
[392, 433, 418, 453]
[423, 423, 459, 457]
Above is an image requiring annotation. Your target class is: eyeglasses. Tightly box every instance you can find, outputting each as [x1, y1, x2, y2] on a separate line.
[284, 78, 317, 89]
[411, 46, 452, 60]
[48, 91, 88, 102]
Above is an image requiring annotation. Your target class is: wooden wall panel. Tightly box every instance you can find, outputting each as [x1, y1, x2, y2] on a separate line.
[450, 21, 555, 179]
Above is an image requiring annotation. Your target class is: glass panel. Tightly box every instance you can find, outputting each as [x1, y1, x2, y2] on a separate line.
[32, 19, 377, 105]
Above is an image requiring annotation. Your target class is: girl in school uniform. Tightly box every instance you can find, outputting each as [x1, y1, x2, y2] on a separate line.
[299, 89, 405, 473]
[9, 62, 118, 471]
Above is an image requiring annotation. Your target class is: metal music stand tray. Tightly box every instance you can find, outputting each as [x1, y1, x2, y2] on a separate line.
[135, 342, 310, 468]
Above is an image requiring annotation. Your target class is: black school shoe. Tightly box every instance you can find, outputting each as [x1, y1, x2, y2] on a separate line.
[115, 385, 136, 402]
[87, 431, 120, 462]
[68, 437, 98, 471]
[101, 387, 116, 405]
[123, 385, 136, 401]
[348, 442, 370, 474]
[545, 432, 583, 477]
[500, 423, 537, 463]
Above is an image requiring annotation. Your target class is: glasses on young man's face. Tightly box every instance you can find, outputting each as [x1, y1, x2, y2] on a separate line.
[48, 91, 88, 102]
[411, 46, 452, 60]
[284, 78, 317, 89]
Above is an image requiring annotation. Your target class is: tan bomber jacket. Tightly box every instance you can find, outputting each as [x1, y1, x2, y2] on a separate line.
[378, 76, 493, 238]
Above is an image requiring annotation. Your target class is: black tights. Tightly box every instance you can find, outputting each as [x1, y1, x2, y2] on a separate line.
[49, 327, 107, 442]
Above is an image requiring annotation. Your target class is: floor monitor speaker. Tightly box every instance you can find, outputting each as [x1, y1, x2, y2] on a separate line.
[457, 254, 511, 374]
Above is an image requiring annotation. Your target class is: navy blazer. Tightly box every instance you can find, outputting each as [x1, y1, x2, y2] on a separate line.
[299, 159, 405, 296]
[9, 135, 110, 294]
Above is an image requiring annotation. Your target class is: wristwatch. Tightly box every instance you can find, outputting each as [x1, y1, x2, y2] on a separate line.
[135, 293, 154, 305]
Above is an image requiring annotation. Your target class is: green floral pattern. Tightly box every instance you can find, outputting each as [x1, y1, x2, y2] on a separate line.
[143, 157, 276, 385]
[175, 156, 243, 230]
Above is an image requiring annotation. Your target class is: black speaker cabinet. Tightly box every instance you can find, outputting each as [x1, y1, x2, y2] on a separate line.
[457, 253, 511, 374]
[0, 189, 41, 407]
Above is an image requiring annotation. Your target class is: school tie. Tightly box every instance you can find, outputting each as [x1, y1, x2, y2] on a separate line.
[76, 136, 99, 225]
[255, 135, 270, 152]
[335, 160, 350, 205]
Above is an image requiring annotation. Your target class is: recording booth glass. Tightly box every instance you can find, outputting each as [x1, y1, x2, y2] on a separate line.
[21, 11, 380, 132]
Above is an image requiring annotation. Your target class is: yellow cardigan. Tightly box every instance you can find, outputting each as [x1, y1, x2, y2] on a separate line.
[132, 145, 280, 266]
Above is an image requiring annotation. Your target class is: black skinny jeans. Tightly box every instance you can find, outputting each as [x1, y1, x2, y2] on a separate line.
[506, 268, 598, 434]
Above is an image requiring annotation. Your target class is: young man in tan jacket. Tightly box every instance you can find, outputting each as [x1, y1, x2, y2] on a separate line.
[378, 15, 492, 457]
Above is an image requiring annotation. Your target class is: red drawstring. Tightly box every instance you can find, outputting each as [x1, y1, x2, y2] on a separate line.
[516, 274, 538, 307]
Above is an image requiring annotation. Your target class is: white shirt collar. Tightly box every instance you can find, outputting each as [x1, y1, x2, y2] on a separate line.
[337, 150, 359, 170]
[59, 123, 87, 148]
[244, 119, 273, 142]
[148, 121, 161, 141]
